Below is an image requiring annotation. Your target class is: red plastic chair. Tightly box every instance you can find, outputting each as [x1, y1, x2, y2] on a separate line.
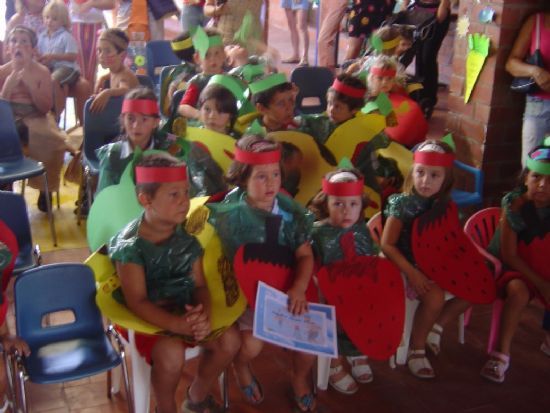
[464, 207, 503, 353]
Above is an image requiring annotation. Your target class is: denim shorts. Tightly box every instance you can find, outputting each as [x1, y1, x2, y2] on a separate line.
[280, 0, 310, 10]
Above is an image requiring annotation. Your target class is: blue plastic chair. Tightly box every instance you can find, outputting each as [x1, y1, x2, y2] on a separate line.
[8, 263, 133, 412]
[146, 40, 180, 91]
[290, 66, 334, 115]
[451, 160, 484, 208]
[0, 100, 57, 246]
[0, 191, 41, 275]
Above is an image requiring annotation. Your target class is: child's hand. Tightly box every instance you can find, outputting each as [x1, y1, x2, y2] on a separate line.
[89, 90, 111, 113]
[184, 304, 211, 341]
[2, 335, 30, 357]
[408, 270, 434, 296]
[287, 286, 308, 316]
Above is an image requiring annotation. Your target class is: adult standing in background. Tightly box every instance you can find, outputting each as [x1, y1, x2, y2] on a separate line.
[5, 0, 17, 23]
[69, 0, 115, 85]
[280, 0, 310, 67]
[506, 11, 550, 164]
[181, 0, 206, 32]
[204, 0, 263, 45]
[317, 0, 348, 71]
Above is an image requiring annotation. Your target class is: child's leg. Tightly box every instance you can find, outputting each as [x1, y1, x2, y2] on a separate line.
[410, 285, 445, 351]
[497, 279, 530, 355]
[291, 351, 316, 411]
[233, 331, 264, 402]
[329, 356, 358, 394]
[427, 296, 471, 355]
[283, 9, 300, 61]
[70, 77, 92, 125]
[188, 325, 240, 404]
[296, 9, 309, 64]
[53, 79, 67, 120]
[150, 337, 187, 413]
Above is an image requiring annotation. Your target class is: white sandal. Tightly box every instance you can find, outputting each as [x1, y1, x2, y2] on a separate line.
[328, 363, 358, 395]
[346, 356, 373, 384]
[426, 323, 443, 356]
[541, 339, 550, 357]
[407, 349, 435, 379]
[480, 351, 510, 384]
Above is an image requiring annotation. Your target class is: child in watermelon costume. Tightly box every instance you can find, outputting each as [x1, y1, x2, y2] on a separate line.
[481, 140, 550, 384]
[309, 168, 377, 394]
[207, 135, 318, 412]
[381, 140, 472, 379]
[0, 236, 31, 411]
[108, 153, 239, 413]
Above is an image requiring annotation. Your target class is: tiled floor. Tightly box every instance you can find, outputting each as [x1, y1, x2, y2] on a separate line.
[9, 3, 550, 413]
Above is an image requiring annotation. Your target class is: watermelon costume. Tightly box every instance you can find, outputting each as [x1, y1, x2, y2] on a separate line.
[108, 214, 203, 358]
[488, 189, 550, 308]
[207, 188, 316, 309]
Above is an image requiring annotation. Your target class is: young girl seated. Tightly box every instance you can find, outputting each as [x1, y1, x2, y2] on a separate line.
[197, 83, 238, 135]
[109, 153, 239, 413]
[481, 140, 550, 383]
[367, 55, 399, 98]
[91, 28, 139, 113]
[6, 0, 46, 39]
[381, 140, 472, 379]
[37, 0, 90, 123]
[309, 168, 376, 394]
[207, 135, 318, 412]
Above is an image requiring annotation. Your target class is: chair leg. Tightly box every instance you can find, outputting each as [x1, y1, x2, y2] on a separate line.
[3, 353, 17, 411]
[76, 169, 87, 226]
[458, 313, 465, 345]
[129, 330, 151, 413]
[218, 369, 229, 412]
[316, 356, 330, 391]
[119, 351, 135, 413]
[42, 173, 57, 247]
[56, 190, 60, 209]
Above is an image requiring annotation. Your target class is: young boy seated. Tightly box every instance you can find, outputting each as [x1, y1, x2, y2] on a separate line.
[178, 27, 226, 121]
[234, 72, 298, 135]
[91, 28, 139, 113]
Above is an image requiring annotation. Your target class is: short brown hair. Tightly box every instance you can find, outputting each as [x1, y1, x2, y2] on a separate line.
[402, 139, 455, 198]
[198, 84, 238, 130]
[327, 73, 366, 112]
[7, 25, 37, 48]
[135, 153, 186, 198]
[225, 134, 282, 188]
[308, 168, 369, 221]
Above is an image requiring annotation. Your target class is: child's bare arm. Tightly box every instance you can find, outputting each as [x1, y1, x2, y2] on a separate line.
[39, 52, 78, 65]
[189, 257, 211, 341]
[116, 262, 197, 336]
[287, 242, 314, 316]
[500, 217, 550, 303]
[381, 216, 433, 295]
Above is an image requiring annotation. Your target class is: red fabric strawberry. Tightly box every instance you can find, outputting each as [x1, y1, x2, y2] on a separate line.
[412, 200, 496, 304]
[234, 215, 318, 308]
[316, 231, 405, 360]
[0, 219, 18, 294]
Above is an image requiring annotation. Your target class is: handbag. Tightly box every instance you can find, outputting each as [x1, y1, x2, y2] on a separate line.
[510, 13, 545, 94]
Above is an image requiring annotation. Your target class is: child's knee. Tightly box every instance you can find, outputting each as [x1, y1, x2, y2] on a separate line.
[240, 333, 263, 359]
[505, 280, 530, 305]
[214, 326, 241, 357]
[151, 338, 185, 373]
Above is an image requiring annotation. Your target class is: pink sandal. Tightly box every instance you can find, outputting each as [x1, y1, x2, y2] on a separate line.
[480, 351, 510, 384]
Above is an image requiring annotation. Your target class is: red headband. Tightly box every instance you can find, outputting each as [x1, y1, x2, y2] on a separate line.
[135, 166, 187, 183]
[370, 67, 397, 78]
[413, 151, 455, 168]
[331, 78, 366, 99]
[322, 178, 364, 196]
[234, 146, 281, 165]
[122, 99, 159, 116]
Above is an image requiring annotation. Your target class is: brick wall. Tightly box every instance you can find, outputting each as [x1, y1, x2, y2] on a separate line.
[446, 0, 546, 205]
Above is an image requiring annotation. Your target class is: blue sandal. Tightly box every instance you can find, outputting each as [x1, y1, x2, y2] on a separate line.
[293, 392, 316, 412]
[240, 376, 264, 405]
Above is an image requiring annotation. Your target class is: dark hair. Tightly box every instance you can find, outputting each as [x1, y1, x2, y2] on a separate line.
[308, 168, 369, 221]
[171, 31, 195, 62]
[7, 25, 37, 48]
[403, 139, 455, 198]
[135, 153, 186, 198]
[327, 73, 366, 112]
[225, 134, 282, 188]
[517, 139, 550, 188]
[99, 28, 129, 54]
[251, 77, 294, 107]
[120, 87, 159, 137]
[396, 25, 414, 42]
[198, 84, 238, 131]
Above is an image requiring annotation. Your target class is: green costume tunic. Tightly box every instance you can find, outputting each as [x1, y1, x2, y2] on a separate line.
[108, 215, 203, 310]
[311, 221, 377, 356]
[488, 188, 550, 258]
[207, 188, 314, 262]
[383, 192, 434, 265]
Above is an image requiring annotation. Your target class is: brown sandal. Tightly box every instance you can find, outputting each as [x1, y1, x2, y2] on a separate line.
[181, 391, 223, 413]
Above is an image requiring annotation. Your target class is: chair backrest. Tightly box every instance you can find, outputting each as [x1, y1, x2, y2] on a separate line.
[0, 99, 23, 163]
[146, 41, 180, 86]
[83, 96, 124, 170]
[367, 211, 383, 245]
[137, 74, 155, 91]
[0, 191, 33, 258]
[14, 263, 104, 345]
[464, 207, 501, 249]
[452, 160, 484, 206]
[290, 66, 334, 115]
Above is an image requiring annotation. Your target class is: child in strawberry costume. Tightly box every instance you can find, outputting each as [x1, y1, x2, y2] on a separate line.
[481, 138, 550, 383]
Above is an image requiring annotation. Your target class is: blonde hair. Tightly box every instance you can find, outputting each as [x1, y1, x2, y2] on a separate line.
[43, 0, 71, 30]
[370, 55, 397, 72]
